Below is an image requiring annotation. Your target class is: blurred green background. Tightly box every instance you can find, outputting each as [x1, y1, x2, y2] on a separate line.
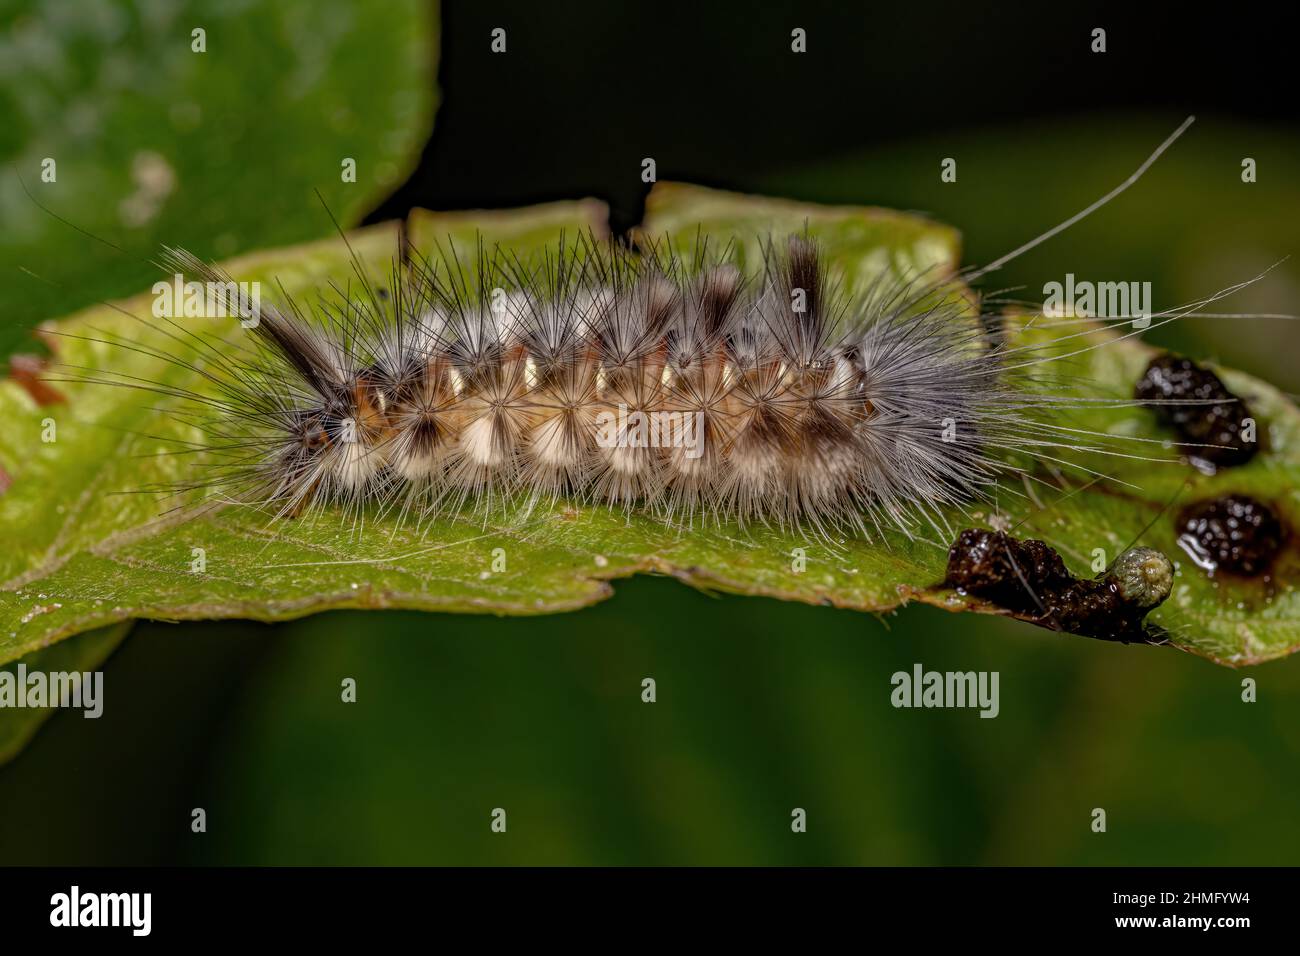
[2, 1, 1298, 864]
[6, 583, 1300, 865]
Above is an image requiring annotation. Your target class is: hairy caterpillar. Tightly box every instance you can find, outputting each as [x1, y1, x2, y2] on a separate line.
[155, 233, 1023, 540]
[39, 117, 1266, 568]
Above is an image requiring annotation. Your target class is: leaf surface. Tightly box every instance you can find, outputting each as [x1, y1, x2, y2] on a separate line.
[2, 186, 1297, 669]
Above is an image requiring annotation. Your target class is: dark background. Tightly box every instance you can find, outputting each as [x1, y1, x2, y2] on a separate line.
[2, 1, 1299, 865]
[372, 2, 1299, 231]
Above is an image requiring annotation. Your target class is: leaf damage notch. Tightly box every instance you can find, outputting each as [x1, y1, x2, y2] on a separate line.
[6, 354, 65, 406]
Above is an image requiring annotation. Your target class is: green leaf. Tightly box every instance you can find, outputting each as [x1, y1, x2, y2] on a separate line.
[2, 185, 1297, 671]
[637, 182, 959, 287]
[990, 314, 1300, 666]
[0, 0, 437, 357]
